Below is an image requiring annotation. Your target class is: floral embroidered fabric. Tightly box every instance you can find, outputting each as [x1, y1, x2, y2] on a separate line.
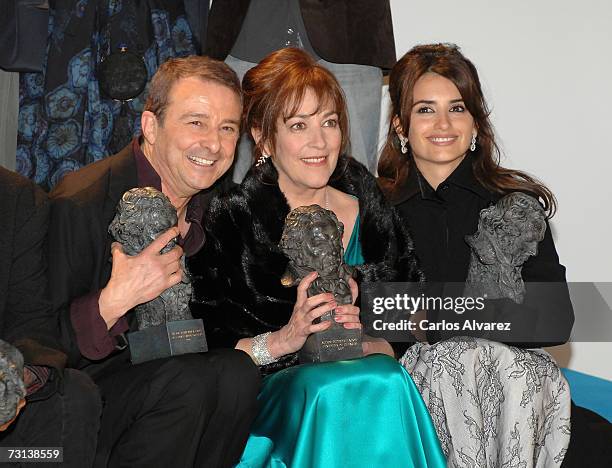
[401, 337, 571, 467]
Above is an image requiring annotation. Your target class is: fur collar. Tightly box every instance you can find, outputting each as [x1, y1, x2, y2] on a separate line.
[189, 155, 423, 360]
[223, 155, 423, 282]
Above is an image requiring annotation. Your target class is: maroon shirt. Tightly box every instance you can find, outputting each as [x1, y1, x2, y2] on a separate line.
[70, 140, 206, 360]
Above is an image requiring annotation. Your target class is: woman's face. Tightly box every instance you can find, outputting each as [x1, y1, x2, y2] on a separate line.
[271, 88, 341, 192]
[406, 73, 476, 170]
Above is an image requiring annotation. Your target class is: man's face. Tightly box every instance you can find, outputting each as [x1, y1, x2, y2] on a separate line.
[147, 77, 241, 199]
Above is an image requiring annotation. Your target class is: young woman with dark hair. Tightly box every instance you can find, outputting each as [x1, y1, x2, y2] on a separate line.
[378, 43, 556, 215]
[378, 43, 612, 467]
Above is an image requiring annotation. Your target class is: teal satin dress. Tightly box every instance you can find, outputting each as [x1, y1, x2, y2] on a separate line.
[237, 217, 445, 468]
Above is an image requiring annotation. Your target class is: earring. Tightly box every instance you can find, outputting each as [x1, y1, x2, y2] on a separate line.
[399, 135, 408, 154]
[255, 152, 270, 167]
[470, 133, 477, 152]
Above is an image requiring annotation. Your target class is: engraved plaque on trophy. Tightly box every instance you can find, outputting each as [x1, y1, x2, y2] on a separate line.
[109, 187, 207, 364]
[280, 205, 363, 363]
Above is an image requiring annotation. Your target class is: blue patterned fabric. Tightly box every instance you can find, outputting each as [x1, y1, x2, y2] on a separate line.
[17, 0, 197, 190]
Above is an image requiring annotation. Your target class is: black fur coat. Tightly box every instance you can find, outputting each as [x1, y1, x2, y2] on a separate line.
[189, 156, 422, 370]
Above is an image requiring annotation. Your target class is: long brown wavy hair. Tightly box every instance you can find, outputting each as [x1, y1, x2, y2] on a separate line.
[377, 43, 556, 217]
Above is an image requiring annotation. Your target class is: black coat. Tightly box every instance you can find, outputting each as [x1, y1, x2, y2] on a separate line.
[204, 0, 396, 70]
[48, 145, 140, 376]
[392, 155, 574, 347]
[189, 156, 422, 371]
[48, 144, 228, 377]
[0, 167, 66, 369]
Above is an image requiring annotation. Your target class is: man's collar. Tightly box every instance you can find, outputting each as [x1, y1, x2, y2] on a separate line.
[129, 138, 207, 255]
[133, 139, 162, 191]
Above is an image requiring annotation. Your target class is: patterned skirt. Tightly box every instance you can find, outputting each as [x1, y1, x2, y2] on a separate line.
[400, 337, 571, 467]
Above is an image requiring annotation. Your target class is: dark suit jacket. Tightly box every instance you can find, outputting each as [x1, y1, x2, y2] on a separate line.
[0, 167, 66, 369]
[48, 145, 138, 377]
[48, 144, 231, 377]
[205, 0, 396, 70]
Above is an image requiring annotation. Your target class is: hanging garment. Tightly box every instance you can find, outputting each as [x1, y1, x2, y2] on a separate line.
[17, 0, 197, 190]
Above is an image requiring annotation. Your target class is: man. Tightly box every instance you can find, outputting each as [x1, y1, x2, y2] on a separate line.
[0, 166, 101, 467]
[48, 56, 260, 467]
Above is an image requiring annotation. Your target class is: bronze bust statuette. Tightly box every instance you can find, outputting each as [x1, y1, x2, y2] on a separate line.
[280, 205, 362, 363]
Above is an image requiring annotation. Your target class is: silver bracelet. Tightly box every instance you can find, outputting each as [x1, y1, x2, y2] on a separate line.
[251, 332, 280, 366]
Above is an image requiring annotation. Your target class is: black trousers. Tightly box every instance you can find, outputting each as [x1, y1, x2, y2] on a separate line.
[561, 402, 612, 467]
[93, 349, 260, 468]
[0, 369, 102, 467]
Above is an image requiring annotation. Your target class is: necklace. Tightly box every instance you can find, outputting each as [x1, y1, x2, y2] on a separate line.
[324, 187, 329, 211]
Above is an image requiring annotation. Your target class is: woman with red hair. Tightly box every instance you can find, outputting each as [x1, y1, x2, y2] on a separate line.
[190, 48, 445, 467]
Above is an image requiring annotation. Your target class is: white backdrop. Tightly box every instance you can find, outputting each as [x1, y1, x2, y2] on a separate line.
[388, 0, 612, 379]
